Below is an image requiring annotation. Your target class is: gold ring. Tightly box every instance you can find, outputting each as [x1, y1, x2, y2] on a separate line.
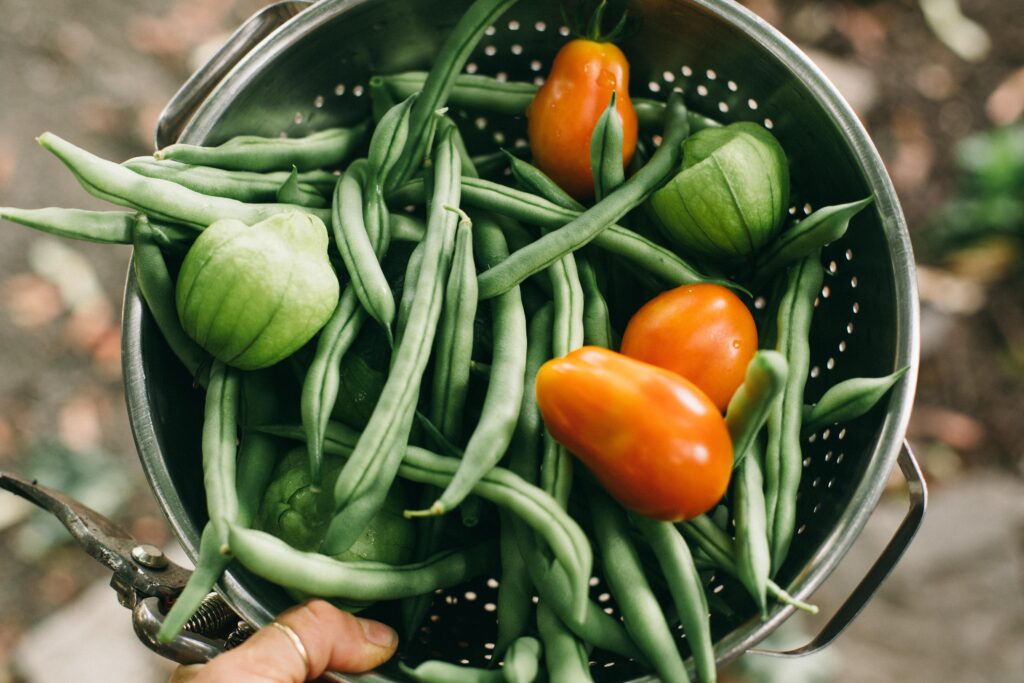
[271, 621, 310, 675]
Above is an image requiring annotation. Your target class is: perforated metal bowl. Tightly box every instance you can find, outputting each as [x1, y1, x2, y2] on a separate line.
[122, 0, 925, 679]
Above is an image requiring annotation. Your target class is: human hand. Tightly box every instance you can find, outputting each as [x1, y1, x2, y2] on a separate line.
[167, 600, 398, 682]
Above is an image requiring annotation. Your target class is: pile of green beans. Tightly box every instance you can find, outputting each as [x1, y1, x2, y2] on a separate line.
[0, 0, 910, 679]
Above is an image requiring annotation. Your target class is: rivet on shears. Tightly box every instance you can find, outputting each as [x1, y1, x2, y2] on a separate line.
[131, 544, 169, 570]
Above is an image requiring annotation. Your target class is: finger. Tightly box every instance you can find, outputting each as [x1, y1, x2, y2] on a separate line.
[166, 664, 204, 683]
[194, 600, 397, 683]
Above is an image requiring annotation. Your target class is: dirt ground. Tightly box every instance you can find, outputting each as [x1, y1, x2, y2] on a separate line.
[0, 0, 1022, 681]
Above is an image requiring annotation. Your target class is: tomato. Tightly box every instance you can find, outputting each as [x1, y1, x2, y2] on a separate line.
[527, 39, 638, 201]
[621, 284, 757, 412]
[536, 347, 733, 521]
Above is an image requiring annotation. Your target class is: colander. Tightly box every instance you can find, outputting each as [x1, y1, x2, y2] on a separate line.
[122, 0, 927, 679]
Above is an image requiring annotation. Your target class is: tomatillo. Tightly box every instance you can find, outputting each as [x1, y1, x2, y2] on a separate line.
[647, 122, 789, 264]
[175, 212, 339, 370]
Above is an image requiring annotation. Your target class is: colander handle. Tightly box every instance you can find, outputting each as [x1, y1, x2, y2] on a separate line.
[154, 1, 313, 149]
[749, 440, 927, 658]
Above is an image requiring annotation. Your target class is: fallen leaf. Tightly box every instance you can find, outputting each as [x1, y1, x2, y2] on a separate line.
[917, 264, 987, 314]
[802, 47, 880, 116]
[27, 239, 109, 313]
[835, 6, 889, 62]
[57, 392, 105, 452]
[90, 326, 123, 379]
[919, 0, 992, 63]
[1, 274, 63, 329]
[888, 108, 935, 191]
[909, 404, 986, 452]
[915, 63, 958, 101]
[985, 66, 1024, 126]
[62, 303, 116, 355]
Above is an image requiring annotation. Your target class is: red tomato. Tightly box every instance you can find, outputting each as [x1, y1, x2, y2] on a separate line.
[536, 346, 733, 521]
[620, 284, 757, 412]
[527, 39, 638, 201]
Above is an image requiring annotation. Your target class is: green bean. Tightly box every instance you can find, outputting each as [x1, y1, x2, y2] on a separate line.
[262, 419, 591, 621]
[541, 245, 584, 508]
[495, 306, 553, 654]
[392, 0, 522, 186]
[756, 197, 874, 280]
[590, 92, 625, 202]
[732, 439, 770, 618]
[400, 485, 449, 642]
[632, 515, 716, 683]
[389, 213, 427, 242]
[635, 97, 721, 132]
[472, 149, 513, 179]
[396, 241, 425, 344]
[400, 660, 502, 683]
[725, 350, 788, 468]
[577, 256, 614, 348]
[237, 368, 283, 526]
[203, 360, 241, 551]
[124, 157, 338, 197]
[155, 123, 369, 172]
[38, 133, 331, 229]
[430, 215, 478, 443]
[490, 211, 540, 258]
[476, 93, 690, 298]
[0, 206, 194, 250]
[300, 287, 367, 483]
[274, 165, 327, 207]
[368, 93, 417, 197]
[321, 125, 462, 555]
[510, 518, 642, 661]
[536, 603, 593, 683]
[392, 176, 727, 291]
[507, 305, 553, 484]
[131, 217, 208, 380]
[331, 160, 395, 339]
[422, 216, 526, 514]
[588, 490, 689, 683]
[802, 367, 909, 434]
[764, 255, 823, 574]
[368, 75, 398, 123]
[380, 71, 720, 132]
[383, 71, 538, 117]
[680, 513, 818, 614]
[451, 125, 480, 181]
[230, 524, 493, 600]
[495, 511, 534, 656]
[502, 636, 542, 683]
[157, 522, 230, 643]
[505, 152, 584, 211]
[2, 206, 132, 243]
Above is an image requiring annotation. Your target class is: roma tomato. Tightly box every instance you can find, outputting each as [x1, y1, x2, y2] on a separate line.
[621, 283, 757, 412]
[536, 347, 732, 521]
[527, 39, 638, 201]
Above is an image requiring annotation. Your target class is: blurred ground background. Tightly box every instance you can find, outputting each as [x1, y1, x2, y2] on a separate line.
[0, 0, 1022, 681]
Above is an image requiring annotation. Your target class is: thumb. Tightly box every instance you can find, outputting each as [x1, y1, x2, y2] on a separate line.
[191, 600, 398, 682]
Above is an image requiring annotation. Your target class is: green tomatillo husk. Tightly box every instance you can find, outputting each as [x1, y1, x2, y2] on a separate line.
[175, 212, 339, 370]
[646, 121, 790, 264]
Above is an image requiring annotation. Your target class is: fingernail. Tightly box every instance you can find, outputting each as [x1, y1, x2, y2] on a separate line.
[357, 617, 397, 649]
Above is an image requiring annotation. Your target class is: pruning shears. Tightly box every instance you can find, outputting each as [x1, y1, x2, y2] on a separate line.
[0, 471, 253, 665]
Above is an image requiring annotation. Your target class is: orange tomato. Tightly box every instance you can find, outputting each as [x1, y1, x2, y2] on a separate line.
[536, 346, 733, 521]
[621, 284, 757, 412]
[527, 39, 638, 201]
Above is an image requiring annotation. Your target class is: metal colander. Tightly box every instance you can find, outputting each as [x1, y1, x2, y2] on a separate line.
[122, 0, 926, 680]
